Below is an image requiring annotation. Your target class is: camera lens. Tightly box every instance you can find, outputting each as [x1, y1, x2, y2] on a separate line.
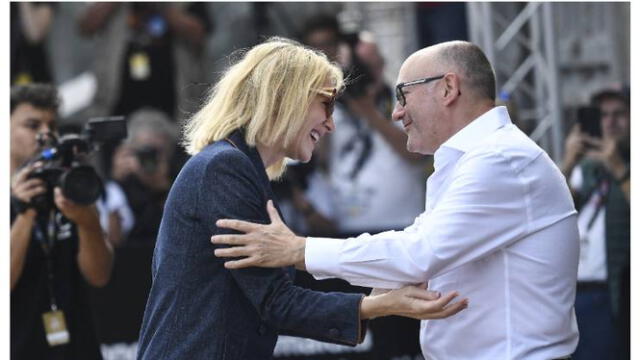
[135, 146, 160, 174]
[59, 166, 103, 205]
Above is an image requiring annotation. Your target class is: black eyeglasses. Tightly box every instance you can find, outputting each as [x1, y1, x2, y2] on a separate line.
[395, 75, 445, 107]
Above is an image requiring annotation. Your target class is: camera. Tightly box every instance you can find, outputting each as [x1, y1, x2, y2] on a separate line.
[576, 106, 602, 138]
[134, 145, 160, 174]
[27, 117, 127, 212]
[340, 33, 374, 100]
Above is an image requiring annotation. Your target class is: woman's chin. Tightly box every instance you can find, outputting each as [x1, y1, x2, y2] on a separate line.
[299, 153, 313, 163]
[294, 149, 313, 163]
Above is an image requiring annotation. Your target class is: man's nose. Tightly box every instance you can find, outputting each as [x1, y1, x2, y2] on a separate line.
[37, 130, 55, 147]
[392, 103, 405, 123]
[41, 123, 54, 136]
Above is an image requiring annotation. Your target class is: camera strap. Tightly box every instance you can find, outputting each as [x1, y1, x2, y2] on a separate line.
[34, 210, 59, 311]
[35, 210, 71, 346]
[586, 179, 610, 232]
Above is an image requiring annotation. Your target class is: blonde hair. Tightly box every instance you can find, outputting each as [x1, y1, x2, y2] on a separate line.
[183, 37, 343, 179]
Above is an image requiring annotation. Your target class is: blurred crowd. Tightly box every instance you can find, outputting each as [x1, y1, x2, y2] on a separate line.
[10, 2, 629, 360]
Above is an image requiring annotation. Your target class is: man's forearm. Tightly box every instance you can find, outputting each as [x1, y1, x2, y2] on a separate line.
[293, 236, 307, 271]
[76, 213, 113, 287]
[10, 210, 37, 290]
[164, 6, 206, 48]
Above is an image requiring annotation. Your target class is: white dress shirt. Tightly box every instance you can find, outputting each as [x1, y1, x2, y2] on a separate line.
[570, 167, 608, 282]
[306, 107, 579, 360]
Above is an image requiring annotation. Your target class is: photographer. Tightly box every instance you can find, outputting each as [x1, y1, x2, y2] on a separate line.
[10, 84, 113, 359]
[561, 87, 630, 360]
[78, 2, 212, 121]
[111, 107, 179, 245]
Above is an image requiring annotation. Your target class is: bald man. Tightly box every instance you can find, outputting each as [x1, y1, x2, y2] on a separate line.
[211, 41, 579, 360]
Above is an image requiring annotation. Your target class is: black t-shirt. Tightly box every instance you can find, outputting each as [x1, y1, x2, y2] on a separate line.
[10, 208, 102, 360]
[117, 175, 168, 245]
[113, 3, 212, 119]
[10, 2, 55, 85]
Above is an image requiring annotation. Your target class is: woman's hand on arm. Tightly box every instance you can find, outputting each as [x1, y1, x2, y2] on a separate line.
[360, 284, 468, 320]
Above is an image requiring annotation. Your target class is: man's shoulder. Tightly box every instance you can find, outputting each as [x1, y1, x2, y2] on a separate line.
[465, 125, 545, 167]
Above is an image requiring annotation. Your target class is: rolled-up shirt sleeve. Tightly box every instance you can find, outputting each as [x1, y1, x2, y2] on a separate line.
[305, 149, 530, 289]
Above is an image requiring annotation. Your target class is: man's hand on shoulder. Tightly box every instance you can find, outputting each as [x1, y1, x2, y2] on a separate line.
[211, 200, 307, 270]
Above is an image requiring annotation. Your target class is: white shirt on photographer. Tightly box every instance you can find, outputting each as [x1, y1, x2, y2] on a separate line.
[305, 106, 580, 360]
[570, 167, 607, 282]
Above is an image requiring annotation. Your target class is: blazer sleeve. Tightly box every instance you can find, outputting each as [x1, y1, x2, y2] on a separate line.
[199, 150, 366, 346]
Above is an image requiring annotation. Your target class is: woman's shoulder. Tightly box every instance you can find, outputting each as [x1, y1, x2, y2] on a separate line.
[189, 141, 250, 166]
[181, 141, 256, 181]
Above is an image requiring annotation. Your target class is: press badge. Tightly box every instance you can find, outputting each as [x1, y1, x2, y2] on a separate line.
[42, 310, 70, 346]
[129, 52, 151, 80]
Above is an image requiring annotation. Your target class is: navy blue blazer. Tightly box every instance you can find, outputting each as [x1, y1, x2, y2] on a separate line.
[137, 130, 365, 359]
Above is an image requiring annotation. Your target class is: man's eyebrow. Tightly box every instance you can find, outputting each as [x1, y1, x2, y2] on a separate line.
[23, 116, 42, 123]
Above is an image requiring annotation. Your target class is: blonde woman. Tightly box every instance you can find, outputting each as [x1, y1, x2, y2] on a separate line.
[137, 37, 466, 359]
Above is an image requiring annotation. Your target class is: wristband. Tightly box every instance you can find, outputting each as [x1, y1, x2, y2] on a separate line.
[11, 195, 33, 214]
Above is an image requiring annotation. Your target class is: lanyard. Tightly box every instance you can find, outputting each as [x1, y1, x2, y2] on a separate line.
[35, 210, 59, 311]
[586, 179, 610, 232]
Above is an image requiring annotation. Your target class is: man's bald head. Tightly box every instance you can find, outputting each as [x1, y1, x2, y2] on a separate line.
[410, 41, 496, 102]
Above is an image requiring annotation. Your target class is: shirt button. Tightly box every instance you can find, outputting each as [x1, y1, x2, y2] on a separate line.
[328, 328, 340, 338]
[257, 324, 267, 335]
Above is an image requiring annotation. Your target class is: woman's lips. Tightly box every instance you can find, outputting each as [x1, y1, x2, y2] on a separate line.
[310, 129, 320, 142]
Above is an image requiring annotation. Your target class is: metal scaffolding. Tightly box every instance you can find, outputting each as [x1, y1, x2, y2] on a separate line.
[467, 2, 564, 162]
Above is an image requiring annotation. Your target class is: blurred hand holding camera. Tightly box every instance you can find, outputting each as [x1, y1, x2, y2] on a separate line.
[53, 187, 100, 226]
[563, 121, 629, 186]
[563, 124, 599, 173]
[11, 162, 46, 210]
[585, 136, 628, 181]
[111, 144, 139, 182]
[112, 143, 171, 192]
[345, 86, 378, 120]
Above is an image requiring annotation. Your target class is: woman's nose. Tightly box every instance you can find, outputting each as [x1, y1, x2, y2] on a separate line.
[324, 116, 336, 133]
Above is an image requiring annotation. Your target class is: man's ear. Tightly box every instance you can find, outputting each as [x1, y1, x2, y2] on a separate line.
[442, 73, 461, 106]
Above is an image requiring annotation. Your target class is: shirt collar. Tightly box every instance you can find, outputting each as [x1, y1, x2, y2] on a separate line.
[433, 106, 512, 169]
[441, 106, 511, 153]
